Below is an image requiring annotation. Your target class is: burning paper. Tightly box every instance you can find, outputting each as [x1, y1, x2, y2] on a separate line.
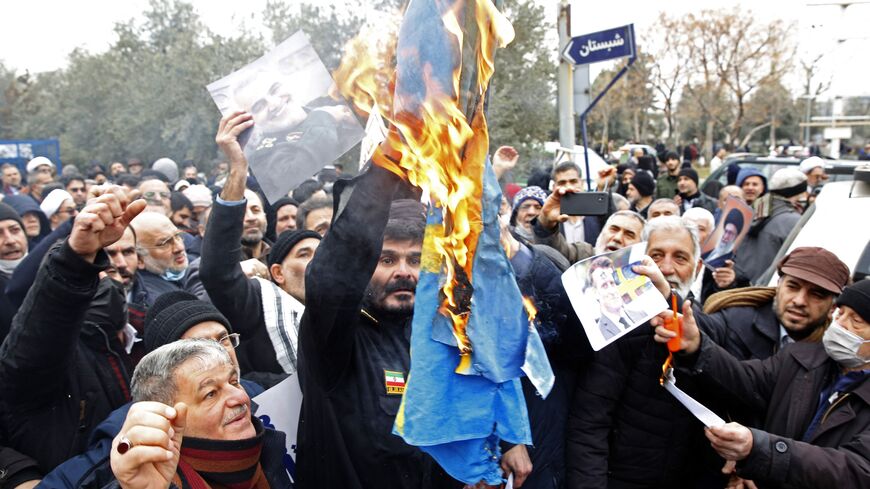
[207, 31, 365, 203]
[661, 368, 726, 428]
[561, 243, 669, 351]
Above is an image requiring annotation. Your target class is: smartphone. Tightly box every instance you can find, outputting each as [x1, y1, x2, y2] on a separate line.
[560, 191, 610, 216]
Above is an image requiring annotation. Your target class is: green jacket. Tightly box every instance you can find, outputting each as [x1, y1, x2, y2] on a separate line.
[655, 173, 679, 199]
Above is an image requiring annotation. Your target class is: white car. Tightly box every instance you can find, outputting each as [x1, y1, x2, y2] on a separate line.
[761, 168, 870, 285]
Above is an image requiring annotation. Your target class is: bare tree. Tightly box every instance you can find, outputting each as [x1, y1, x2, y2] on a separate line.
[647, 13, 688, 148]
[680, 10, 795, 159]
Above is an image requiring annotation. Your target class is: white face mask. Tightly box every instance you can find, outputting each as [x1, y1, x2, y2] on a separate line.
[823, 321, 870, 369]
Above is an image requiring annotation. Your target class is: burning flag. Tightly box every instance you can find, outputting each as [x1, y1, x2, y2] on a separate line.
[335, 0, 552, 484]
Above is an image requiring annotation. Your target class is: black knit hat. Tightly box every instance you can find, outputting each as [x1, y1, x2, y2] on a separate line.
[630, 171, 655, 197]
[268, 229, 322, 268]
[144, 291, 232, 353]
[0, 202, 24, 229]
[836, 279, 870, 324]
[272, 197, 299, 213]
[679, 168, 700, 187]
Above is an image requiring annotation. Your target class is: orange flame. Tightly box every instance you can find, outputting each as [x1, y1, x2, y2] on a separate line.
[522, 296, 537, 324]
[660, 353, 673, 386]
[334, 2, 514, 360]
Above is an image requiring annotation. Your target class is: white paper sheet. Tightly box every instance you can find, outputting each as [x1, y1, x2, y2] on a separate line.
[662, 369, 726, 428]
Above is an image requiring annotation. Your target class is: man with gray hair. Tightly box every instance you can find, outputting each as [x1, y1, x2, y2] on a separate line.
[109, 339, 290, 488]
[567, 215, 714, 488]
[532, 185, 646, 264]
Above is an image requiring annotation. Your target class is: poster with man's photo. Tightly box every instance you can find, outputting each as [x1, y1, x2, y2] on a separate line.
[701, 196, 754, 269]
[561, 243, 669, 351]
[207, 31, 365, 203]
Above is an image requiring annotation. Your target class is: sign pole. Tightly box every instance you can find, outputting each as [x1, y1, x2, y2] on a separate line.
[557, 2, 575, 151]
[577, 24, 637, 190]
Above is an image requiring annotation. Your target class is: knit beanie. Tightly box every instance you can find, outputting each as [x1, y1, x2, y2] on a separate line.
[144, 291, 232, 353]
[0, 202, 24, 228]
[272, 197, 299, 214]
[512, 186, 547, 212]
[630, 171, 655, 197]
[837, 279, 870, 325]
[678, 168, 699, 187]
[268, 229, 322, 268]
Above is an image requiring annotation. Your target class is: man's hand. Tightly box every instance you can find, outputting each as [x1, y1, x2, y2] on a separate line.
[651, 299, 701, 354]
[240, 258, 269, 279]
[492, 146, 519, 180]
[215, 111, 253, 170]
[499, 213, 520, 259]
[722, 460, 758, 489]
[706, 423, 753, 462]
[216, 111, 254, 202]
[539, 187, 577, 231]
[673, 194, 683, 208]
[631, 256, 670, 300]
[500, 444, 532, 488]
[713, 260, 737, 289]
[69, 187, 146, 263]
[596, 167, 616, 191]
[110, 402, 187, 489]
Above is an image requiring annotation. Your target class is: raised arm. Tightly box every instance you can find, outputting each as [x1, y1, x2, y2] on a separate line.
[0, 188, 145, 407]
[301, 153, 402, 387]
[200, 111, 265, 335]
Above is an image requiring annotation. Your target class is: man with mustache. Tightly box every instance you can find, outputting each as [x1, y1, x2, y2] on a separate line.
[652, 279, 870, 489]
[108, 340, 290, 489]
[293, 134, 458, 487]
[695, 247, 849, 362]
[0, 203, 29, 342]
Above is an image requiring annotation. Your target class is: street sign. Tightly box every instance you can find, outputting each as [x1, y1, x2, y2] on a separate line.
[562, 24, 635, 66]
[824, 127, 852, 140]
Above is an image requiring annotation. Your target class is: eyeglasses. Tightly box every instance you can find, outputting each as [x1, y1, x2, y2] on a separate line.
[142, 191, 171, 201]
[218, 333, 241, 348]
[57, 207, 78, 216]
[141, 232, 184, 250]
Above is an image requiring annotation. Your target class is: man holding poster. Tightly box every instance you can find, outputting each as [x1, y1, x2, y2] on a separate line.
[207, 32, 365, 203]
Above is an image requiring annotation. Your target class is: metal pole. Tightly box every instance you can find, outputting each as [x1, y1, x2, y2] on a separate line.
[579, 24, 637, 190]
[557, 1, 575, 150]
[581, 114, 591, 190]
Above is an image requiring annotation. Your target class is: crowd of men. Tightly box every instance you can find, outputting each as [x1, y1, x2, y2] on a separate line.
[0, 113, 867, 489]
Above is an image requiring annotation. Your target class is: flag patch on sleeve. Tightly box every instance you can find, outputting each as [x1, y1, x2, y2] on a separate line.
[384, 370, 406, 395]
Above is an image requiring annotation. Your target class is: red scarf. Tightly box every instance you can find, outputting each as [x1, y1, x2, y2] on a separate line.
[172, 417, 270, 489]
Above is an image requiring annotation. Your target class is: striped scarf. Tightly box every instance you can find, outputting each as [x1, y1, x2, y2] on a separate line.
[172, 417, 271, 489]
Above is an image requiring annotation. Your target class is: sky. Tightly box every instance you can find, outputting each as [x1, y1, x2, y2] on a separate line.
[1, 0, 868, 99]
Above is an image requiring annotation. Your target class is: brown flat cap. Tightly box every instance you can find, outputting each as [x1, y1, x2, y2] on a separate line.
[777, 247, 850, 294]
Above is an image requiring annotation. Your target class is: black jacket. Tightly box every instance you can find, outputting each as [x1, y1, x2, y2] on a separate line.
[295, 166, 455, 489]
[513, 245, 589, 489]
[683, 335, 870, 488]
[695, 301, 781, 362]
[566, 325, 715, 489]
[0, 242, 132, 474]
[199, 199, 285, 378]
